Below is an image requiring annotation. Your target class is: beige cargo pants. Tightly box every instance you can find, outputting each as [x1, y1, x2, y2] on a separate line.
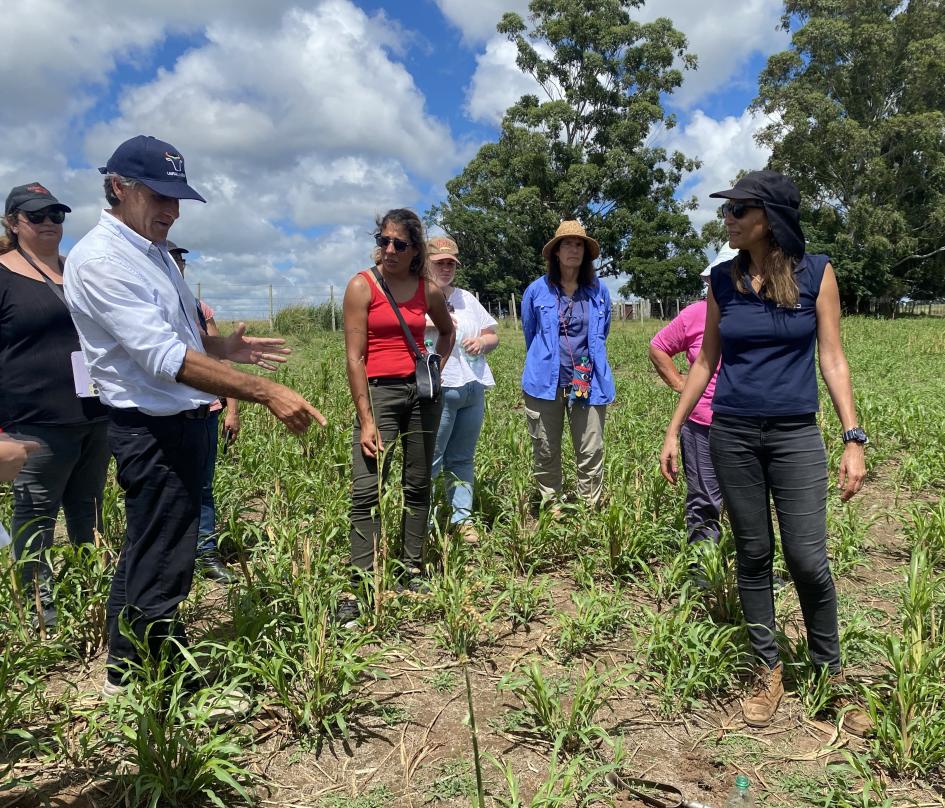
[523, 389, 606, 506]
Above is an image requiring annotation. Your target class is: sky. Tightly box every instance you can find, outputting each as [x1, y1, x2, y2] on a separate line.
[0, 0, 788, 317]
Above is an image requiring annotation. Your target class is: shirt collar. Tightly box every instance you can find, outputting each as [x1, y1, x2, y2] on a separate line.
[99, 210, 178, 273]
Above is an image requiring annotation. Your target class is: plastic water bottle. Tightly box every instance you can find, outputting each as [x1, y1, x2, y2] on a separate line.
[724, 774, 754, 806]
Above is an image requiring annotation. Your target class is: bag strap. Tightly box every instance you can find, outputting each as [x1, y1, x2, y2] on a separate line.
[17, 247, 67, 307]
[370, 267, 423, 360]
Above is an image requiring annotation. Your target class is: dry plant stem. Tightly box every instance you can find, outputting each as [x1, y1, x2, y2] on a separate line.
[33, 575, 46, 642]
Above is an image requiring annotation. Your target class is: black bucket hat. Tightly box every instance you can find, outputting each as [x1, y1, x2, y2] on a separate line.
[709, 170, 805, 259]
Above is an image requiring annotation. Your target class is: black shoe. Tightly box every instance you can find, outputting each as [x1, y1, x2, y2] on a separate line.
[335, 598, 362, 629]
[396, 568, 431, 594]
[197, 554, 237, 585]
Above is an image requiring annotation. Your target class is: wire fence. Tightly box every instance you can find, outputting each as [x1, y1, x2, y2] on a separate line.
[189, 279, 655, 326]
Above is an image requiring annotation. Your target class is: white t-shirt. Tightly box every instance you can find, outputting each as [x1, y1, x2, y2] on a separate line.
[426, 288, 498, 389]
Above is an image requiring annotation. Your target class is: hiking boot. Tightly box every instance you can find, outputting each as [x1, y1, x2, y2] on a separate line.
[335, 597, 362, 629]
[456, 522, 480, 545]
[829, 672, 873, 737]
[742, 664, 784, 727]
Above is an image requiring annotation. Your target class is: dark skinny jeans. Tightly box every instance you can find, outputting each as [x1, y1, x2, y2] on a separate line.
[349, 381, 442, 572]
[709, 414, 841, 672]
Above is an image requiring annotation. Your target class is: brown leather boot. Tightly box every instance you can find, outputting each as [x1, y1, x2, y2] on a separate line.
[742, 664, 784, 727]
[829, 672, 873, 737]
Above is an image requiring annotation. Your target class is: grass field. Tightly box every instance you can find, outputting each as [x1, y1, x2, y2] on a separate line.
[2, 317, 944, 807]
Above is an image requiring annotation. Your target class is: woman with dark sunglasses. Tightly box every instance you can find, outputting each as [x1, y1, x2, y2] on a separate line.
[659, 170, 870, 735]
[0, 183, 110, 631]
[338, 209, 454, 627]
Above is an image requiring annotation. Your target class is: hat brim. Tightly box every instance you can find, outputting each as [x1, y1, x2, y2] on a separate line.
[708, 187, 760, 201]
[541, 234, 600, 261]
[429, 254, 461, 265]
[138, 178, 206, 203]
[15, 199, 72, 213]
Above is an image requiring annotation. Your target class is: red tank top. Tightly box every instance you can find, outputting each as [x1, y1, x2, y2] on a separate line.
[362, 270, 428, 378]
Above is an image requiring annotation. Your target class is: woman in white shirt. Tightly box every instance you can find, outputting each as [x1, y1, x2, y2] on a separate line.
[425, 237, 499, 543]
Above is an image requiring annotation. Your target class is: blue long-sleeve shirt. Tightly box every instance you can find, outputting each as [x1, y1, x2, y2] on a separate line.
[520, 276, 616, 405]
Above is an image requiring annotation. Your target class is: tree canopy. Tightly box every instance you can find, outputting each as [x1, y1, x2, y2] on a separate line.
[753, 0, 945, 307]
[428, 0, 706, 303]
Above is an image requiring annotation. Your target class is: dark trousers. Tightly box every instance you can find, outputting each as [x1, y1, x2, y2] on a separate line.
[197, 410, 220, 555]
[10, 421, 110, 585]
[679, 420, 722, 544]
[105, 409, 208, 681]
[349, 382, 442, 572]
[709, 414, 841, 672]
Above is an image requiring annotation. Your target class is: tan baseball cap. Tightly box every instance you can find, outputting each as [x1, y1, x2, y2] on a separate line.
[427, 236, 461, 264]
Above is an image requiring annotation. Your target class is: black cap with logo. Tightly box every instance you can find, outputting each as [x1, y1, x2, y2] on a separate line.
[5, 182, 72, 216]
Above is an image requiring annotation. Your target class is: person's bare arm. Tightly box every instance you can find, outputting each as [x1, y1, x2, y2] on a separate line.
[344, 274, 382, 458]
[462, 326, 498, 356]
[425, 281, 455, 359]
[0, 434, 40, 481]
[176, 352, 324, 435]
[660, 287, 722, 483]
[205, 315, 240, 431]
[648, 345, 686, 392]
[817, 263, 865, 501]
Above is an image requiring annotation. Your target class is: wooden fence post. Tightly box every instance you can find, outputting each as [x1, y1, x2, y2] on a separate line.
[268, 284, 274, 329]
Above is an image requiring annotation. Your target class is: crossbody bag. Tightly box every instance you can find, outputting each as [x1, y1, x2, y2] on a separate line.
[370, 267, 441, 401]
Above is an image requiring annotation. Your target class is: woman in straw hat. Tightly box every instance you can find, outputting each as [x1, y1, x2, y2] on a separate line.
[521, 220, 615, 511]
[659, 170, 869, 735]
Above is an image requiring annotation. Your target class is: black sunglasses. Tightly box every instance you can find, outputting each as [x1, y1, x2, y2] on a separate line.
[722, 201, 765, 219]
[374, 234, 411, 253]
[21, 208, 66, 225]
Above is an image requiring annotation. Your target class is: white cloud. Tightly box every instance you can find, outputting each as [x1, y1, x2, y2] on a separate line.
[461, 0, 789, 122]
[657, 108, 772, 232]
[0, 1, 465, 318]
[432, 0, 530, 44]
[465, 38, 544, 125]
[640, 0, 788, 109]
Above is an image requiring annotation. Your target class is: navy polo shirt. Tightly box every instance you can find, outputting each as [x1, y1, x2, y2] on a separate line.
[710, 254, 829, 417]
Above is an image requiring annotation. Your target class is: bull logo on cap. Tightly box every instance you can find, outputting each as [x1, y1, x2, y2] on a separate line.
[164, 152, 185, 177]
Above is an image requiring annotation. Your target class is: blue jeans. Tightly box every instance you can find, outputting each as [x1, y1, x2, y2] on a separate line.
[432, 382, 486, 524]
[197, 411, 219, 556]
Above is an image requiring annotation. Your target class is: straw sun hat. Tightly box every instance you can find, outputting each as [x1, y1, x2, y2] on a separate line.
[541, 220, 600, 261]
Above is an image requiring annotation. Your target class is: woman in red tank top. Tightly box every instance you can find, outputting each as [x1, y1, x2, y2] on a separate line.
[338, 209, 454, 626]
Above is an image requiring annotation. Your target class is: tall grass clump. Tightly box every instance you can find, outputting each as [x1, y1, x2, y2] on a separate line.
[273, 303, 342, 337]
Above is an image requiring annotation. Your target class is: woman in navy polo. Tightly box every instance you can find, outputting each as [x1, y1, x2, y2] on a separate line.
[521, 221, 615, 511]
[659, 171, 869, 735]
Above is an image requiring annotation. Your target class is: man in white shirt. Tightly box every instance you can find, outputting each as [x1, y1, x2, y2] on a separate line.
[65, 134, 325, 692]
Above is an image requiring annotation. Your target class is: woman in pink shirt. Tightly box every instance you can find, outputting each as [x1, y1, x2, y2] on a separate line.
[649, 247, 736, 554]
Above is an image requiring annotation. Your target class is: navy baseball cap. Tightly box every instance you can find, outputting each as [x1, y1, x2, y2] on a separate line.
[99, 135, 206, 202]
[5, 182, 71, 215]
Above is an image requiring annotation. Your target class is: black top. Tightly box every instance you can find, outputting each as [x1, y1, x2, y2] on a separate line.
[0, 261, 107, 428]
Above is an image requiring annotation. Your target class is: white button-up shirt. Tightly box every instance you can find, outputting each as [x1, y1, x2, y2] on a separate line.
[64, 210, 215, 416]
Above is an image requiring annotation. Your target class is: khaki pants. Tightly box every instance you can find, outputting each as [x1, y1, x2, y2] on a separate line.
[523, 389, 607, 506]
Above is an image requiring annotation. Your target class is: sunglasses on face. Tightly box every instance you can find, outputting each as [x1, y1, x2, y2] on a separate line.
[722, 201, 765, 219]
[21, 208, 66, 225]
[374, 234, 411, 253]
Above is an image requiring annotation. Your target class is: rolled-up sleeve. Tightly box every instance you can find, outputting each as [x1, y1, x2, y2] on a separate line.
[69, 256, 190, 381]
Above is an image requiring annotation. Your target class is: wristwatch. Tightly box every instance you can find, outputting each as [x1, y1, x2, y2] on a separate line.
[842, 427, 869, 445]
